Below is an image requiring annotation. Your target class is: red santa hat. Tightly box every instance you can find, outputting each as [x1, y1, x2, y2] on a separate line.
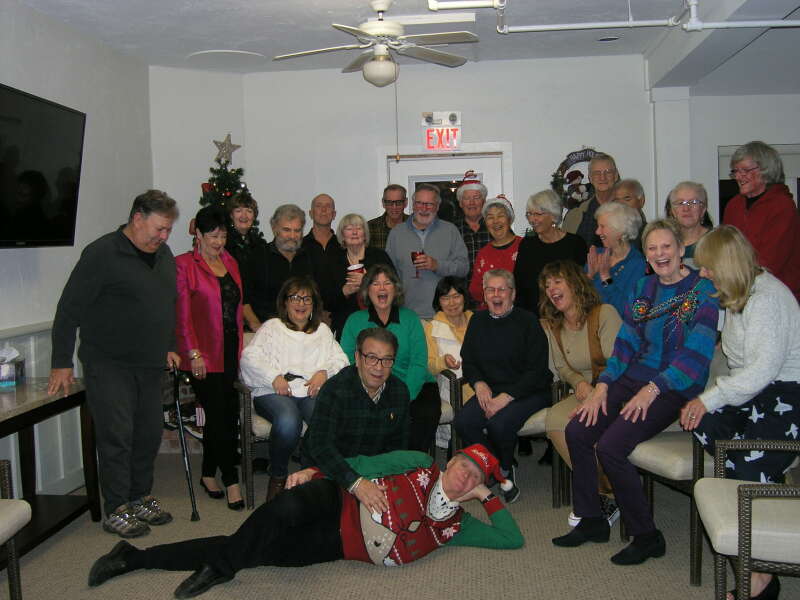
[458, 444, 514, 492]
[456, 170, 488, 201]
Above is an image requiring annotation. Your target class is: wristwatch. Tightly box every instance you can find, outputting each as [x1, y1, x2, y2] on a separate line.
[481, 492, 497, 504]
[188, 350, 202, 360]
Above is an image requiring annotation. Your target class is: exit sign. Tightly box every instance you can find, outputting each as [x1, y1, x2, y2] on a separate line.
[424, 127, 461, 152]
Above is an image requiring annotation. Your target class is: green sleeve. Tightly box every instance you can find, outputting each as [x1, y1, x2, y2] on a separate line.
[339, 312, 362, 366]
[344, 450, 432, 480]
[447, 507, 524, 549]
[400, 309, 434, 400]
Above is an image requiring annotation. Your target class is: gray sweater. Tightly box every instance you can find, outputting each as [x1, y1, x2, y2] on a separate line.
[51, 228, 177, 369]
[700, 272, 800, 412]
[386, 217, 468, 319]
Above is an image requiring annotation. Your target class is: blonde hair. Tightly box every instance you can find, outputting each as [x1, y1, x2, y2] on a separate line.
[642, 218, 684, 249]
[694, 225, 762, 312]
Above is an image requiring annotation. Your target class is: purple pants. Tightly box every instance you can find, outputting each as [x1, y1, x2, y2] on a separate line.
[565, 374, 687, 536]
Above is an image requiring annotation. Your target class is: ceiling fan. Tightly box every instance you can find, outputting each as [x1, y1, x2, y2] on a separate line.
[273, 0, 479, 87]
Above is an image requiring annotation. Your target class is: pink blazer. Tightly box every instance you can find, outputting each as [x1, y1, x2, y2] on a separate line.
[175, 247, 244, 373]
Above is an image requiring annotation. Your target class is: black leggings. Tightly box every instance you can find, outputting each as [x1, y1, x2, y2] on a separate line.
[130, 478, 344, 576]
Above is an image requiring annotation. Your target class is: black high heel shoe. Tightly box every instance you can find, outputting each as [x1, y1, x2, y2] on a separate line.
[199, 479, 224, 500]
[226, 485, 244, 511]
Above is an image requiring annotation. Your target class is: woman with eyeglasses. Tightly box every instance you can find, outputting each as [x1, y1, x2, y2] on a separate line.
[240, 276, 349, 502]
[340, 264, 440, 452]
[468, 196, 522, 310]
[663, 181, 712, 268]
[329, 213, 395, 337]
[723, 141, 800, 301]
[514, 189, 588, 314]
[176, 206, 245, 510]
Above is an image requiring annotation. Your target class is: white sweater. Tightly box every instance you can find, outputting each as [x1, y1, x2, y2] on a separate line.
[700, 272, 800, 412]
[239, 318, 350, 398]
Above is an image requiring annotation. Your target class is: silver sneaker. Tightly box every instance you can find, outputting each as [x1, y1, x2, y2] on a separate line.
[131, 496, 173, 526]
[103, 505, 150, 538]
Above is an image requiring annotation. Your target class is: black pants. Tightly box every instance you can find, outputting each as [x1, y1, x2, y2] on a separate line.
[189, 331, 240, 486]
[83, 361, 164, 515]
[130, 478, 344, 576]
[409, 382, 442, 453]
[694, 380, 800, 482]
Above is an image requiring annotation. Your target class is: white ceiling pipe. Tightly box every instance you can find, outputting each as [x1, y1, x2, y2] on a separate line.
[683, 0, 800, 32]
[502, 19, 675, 34]
[428, 0, 502, 10]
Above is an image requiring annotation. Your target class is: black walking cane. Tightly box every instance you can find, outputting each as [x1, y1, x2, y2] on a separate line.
[172, 366, 200, 521]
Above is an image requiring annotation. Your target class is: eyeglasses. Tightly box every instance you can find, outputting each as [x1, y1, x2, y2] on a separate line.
[590, 169, 617, 178]
[729, 166, 760, 178]
[439, 293, 463, 303]
[484, 286, 511, 295]
[358, 351, 395, 368]
[414, 201, 437, 210]
[670, 198, 704, 208]
[287, 294, 313, 305]
[383, 199, 406, 207]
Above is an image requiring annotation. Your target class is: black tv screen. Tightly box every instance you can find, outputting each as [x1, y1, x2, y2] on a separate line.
[0, 83, 86, 248]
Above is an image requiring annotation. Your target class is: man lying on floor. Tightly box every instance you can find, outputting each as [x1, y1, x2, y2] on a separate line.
[88, 444, 524, 599]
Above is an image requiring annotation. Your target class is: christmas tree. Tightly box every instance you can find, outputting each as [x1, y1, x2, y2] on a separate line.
[199, 133, 246, 211]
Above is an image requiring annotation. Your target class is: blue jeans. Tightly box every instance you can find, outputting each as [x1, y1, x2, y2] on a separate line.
[253, 394, 316, 478]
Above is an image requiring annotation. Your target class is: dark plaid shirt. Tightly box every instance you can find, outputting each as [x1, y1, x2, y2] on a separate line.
[305, 365, 410, 488]
[368, 213, 408, 251]
[453, 216, 491, 279]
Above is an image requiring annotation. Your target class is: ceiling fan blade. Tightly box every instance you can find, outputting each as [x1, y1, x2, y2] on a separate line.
[273, 44, 366, 61]
[332, 23, 372, 39]
[395, 45, 467, 68]
[396, 31, 478, 45]
[342, 50, 375, 73]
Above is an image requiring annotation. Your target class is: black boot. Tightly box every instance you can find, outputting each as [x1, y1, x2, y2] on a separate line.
[552, 516, 610, 547]
[88, 540, 137, 587]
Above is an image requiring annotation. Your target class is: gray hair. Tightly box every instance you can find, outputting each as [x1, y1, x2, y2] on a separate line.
[730, 141, 784, 185]
[270, 204, 306, 230]
[482, 268, 515, 290]
[612, 179, 645, 200]
[642, 218, 684, 249]
[482, 197, 514, 224]
[527, 189, 564, 226]
[588, 152, 618, 175]
[412, 183, 441, 206]
[666, 181, 707, 211]
[129, 189, 178, 221]
[456, 181, 488, 203]
[595, 201, 642, 242]
[336, 213, 370, 246]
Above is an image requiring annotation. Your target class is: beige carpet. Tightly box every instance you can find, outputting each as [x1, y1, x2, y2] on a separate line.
[3, 445, 798, 600]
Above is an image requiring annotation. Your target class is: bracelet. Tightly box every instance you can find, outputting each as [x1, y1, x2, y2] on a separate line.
[348, 477, 363, 494]
[647, 381, 660, 397]
[189, 350, 202, 360]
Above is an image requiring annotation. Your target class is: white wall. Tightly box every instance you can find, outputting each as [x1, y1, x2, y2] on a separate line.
[0, 0, 152, 495]
[149, 55, 655, 238]
[149, 66, 245, 254]
[690, 93, 800, 222]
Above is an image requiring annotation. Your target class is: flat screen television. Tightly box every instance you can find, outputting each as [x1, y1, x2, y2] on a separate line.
[0, 83, 86, 248]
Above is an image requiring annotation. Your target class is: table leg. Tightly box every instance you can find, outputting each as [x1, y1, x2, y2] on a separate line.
[80, 400, 102, 521]
[18, 426, 36, 500]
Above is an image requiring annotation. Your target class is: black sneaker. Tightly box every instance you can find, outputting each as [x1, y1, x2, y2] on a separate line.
[131, 496, 173, 526]
[102, 505, 150, 538]
[501, 465, 520, 504]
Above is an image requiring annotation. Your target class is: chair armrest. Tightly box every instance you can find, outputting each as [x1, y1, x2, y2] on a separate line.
[440, 369, 463, 412]
[0, 460, 11, 500]
[713, 439, 800, 478]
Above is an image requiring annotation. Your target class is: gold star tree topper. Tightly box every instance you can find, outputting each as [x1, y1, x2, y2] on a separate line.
[213, 133, 241, 164]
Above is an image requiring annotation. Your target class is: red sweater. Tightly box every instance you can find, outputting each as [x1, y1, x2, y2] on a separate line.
[469, 236, 522, 309]
[723, 184, 800, 301]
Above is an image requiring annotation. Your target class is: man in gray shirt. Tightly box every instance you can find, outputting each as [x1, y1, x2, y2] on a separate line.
[49, 190, 180, 539]
[386, 184, 468, 319]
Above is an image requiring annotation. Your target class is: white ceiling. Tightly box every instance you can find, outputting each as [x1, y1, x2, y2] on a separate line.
[17, 0, 800, 95]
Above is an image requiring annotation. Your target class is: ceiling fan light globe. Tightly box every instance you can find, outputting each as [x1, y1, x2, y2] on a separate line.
[362, 56, 398, 87]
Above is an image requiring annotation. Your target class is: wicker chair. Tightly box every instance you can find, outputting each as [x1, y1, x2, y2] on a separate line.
[0, 460, 32, 600]
[435, 369, 461, 459]
[694, 439, 800, 600]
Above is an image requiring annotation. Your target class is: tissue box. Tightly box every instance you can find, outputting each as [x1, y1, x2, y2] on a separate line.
[0, 358, 25, 388]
